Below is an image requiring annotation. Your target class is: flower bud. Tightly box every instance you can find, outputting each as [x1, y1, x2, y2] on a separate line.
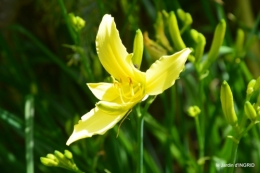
[143, 32, 167, 60]
[68, 13, 85, 32]
[220, 81, 238, 126]
[200, 19, 226, 72]
[190, 29, 206, 63]
[246, 79, 256, 96]
[188, 55, 196, 63]
[187, 106, 201, 117]
[154, 12, 173, 52]
[176, 9, 186, 21]
[40, 157, 59, 167]
[235, 29, 245, 52]
[47, 154, 57, 161]
[177, 9, 192, 33]
[244, 101, 257, 121]
[132, 29, 143, 69]
[54, 150, 72, 166]
[176, 9, 193, 25]
[162, 10, 169, 18]
[41, 150, 83, 172]
[190, 29, 199, 42]
[64, 150, 73, 159]
[168, 11, 186, 51]
[54, 150, 64, 159]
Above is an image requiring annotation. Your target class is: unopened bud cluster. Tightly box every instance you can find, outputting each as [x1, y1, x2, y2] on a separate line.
[221, 78, 260, 129]
[187, 105, 201, 117]
[68, 13, 85, 32]
[245, 77, 260, 121]
[40, 150, 84, 173]
[144, 9, 226, 79]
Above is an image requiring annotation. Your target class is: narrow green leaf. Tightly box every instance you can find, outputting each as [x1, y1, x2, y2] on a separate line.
[25, 95, 34, 173]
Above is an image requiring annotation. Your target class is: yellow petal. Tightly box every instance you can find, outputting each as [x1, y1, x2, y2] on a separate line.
[66, 107, 128, 145]
[87, 83, 118, 101]
[96, 14, 134, 82]
[145, 48, 191, 95]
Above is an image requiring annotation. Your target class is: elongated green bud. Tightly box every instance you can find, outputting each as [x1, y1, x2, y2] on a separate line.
[47, 154, 57, 160]
[220, 81, 238, 126]
[190, 29, 206, 63]
[247, 79, 256, 96]
[196, 34, 206, 63]
[235, 29, 245, 51]
[176, 9, 193, 25]
[143, 32, 167, 60]
[168, 11, 186, 51]
[176, 9, 186, 21]
[254, 76, 260, 91]
[200, 19, 226, 72]
[54, 150, 72, 166]
[132, 29, 143, 69]
[185, 13, 193, 25]
[64, 150, 73, 159]
[190, 29, 199, 41]
[154, 12, 173, 52]
[162, 10, 169, 18]
[177, 9, 193, 33]
[244, 101, 257, 121]
[40, 157, 58, 167]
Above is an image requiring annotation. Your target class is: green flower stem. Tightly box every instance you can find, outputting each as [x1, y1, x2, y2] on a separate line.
[228, 140, 238, 173]
[57, 0, 77, 44]
[239, 121, 257, 138]
[136, 104, 144, 173]
[136, 97, 156, 173]
[197, 79, 205, 172]
[199, 81, 205, 156]
[228, 121, 257, 173]
[195, 116, 203, 158]
[166, 87, 176, 173]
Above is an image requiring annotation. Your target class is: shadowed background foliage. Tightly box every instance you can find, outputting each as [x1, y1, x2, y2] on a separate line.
[0, 0, 260, 173]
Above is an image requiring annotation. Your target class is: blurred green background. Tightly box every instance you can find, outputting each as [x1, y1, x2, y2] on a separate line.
[0, 0, 260, 173]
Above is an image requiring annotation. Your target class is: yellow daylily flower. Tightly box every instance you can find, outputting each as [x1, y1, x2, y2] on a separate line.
[66, 14, 191, 145]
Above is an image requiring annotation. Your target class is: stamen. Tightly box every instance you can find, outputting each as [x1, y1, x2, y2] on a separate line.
[128, 77, 132, 85]
[118, 87, 125, 104]
[131, 84, 134, 96]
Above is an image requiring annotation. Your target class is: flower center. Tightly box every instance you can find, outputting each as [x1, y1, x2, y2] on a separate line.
[113, 77, 144, 104]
